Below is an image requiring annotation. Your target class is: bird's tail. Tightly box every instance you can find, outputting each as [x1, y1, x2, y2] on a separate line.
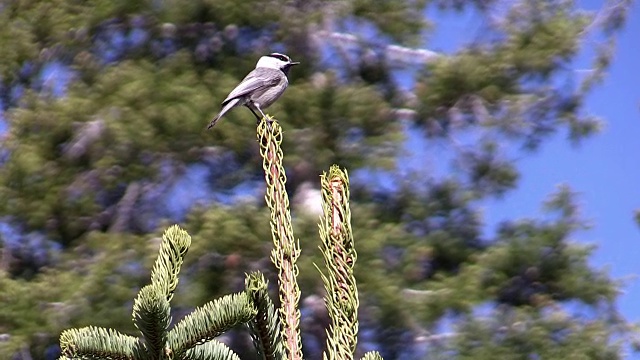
[207, 115, 221, 129]
[207, 98, 239, 129]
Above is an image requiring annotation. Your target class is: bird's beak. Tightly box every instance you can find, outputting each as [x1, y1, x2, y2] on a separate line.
[289, 61, 300, 66]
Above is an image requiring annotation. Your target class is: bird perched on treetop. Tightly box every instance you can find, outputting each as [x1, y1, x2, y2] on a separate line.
[207, 53, 299, 129]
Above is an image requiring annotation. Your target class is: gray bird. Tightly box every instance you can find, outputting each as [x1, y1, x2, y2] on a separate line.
[207, 53, 299, 129]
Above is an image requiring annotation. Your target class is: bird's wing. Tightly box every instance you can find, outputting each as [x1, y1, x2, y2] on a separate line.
[222, 68, 282, 105]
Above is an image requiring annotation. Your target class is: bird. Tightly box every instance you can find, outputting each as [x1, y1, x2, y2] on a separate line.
[207, 53, 299, 129]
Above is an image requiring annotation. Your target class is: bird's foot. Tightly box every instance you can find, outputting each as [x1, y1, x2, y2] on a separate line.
[256, 114, 275, 126]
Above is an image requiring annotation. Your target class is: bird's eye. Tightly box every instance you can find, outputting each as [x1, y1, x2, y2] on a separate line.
[269, 53, 289, 62]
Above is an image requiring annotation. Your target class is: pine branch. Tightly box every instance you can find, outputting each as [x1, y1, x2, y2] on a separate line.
[360, 351, 384, 360]
[313, 30, 440, 65]
[181, 340, 242, 360]
[131, 225, 190, 357]
[59, 226, 249, 360]
[168, 292, 256, 357]
[132, 285, 171, 358]
[245, 272, 285, 360]
[257, 116, 303, 360]
[59, 326, 142, 360]
[318, 166, 359, 360]
[150, 224, 191, 302]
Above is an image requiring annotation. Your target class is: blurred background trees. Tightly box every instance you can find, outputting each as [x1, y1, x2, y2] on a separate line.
[0, 0, 635, 359]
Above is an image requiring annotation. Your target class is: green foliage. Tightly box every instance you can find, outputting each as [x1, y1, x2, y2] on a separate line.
[317, 166, 359, 360]
[453, 308, 623, 360]
[281, 81, 401, 170]
[361, 352, 383, 360]
[133, 285, 172, 357]
[0, 272, 66, 355]
[168, 292, 256, 357]
[150, 225, 192, 302]
[352, 0, 428, 44]
[181, 341, 241, 360]
[59, 326, 142, 359]
[59, 225, 257, 359]
[245, 272, 285, 360]
[1, 58, 220, 240]
[257, 117, 304, 359]
[58, 158, 374, 360]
